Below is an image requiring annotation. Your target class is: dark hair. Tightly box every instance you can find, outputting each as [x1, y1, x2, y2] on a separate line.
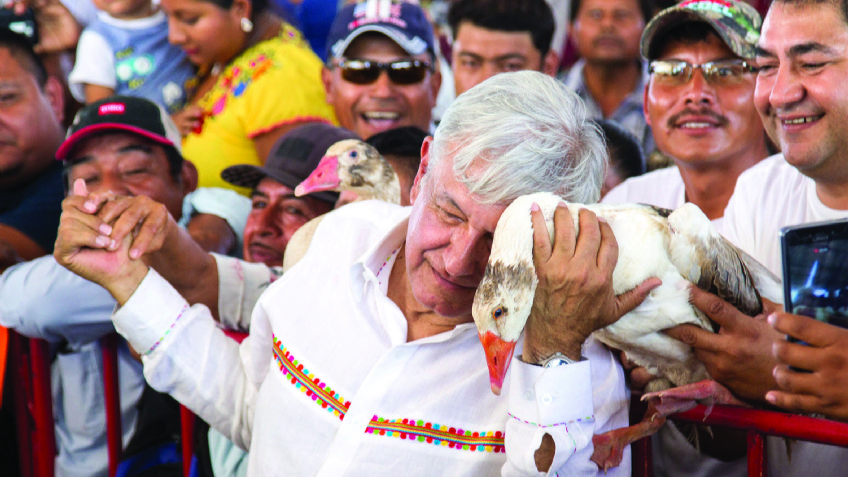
[202, 0, 268, 16]
[366, 126, 428, 183]
[647, 21, 718, 59]
[594, 119, 645, 180]
[773, 0, 848, 25]
[569, 0, 655, 24]
[0, 28, 46, 88]
[448, 0, 555, 57]
[164, 146, 185, 180]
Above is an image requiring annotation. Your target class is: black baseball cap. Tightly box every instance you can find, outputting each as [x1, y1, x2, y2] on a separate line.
[0, 8, 38, 47]
[221, 123, 360, 204]
[56, 95, 182, 161]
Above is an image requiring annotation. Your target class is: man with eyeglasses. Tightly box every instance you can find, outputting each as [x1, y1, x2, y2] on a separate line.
[603, 0, 770, 227]
[321, 0, 441, 141]
[601, 0, 771, 475]
[660, 0, 848, 475]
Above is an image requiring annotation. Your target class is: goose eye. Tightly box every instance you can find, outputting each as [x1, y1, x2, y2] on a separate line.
[492, 307, 506, 320]
[349, 150, 358, 159]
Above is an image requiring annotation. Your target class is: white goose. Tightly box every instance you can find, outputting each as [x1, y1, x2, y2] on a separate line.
[282, 139, 401, 271]
[471, 192, 782, 469]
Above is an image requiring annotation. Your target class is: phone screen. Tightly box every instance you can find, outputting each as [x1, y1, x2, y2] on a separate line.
[781, 219, 848, 330]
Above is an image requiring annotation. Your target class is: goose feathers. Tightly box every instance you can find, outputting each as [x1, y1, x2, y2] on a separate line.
[472, 192, 782, 395]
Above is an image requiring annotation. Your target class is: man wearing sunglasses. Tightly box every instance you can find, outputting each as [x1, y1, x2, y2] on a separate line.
[601, 0, 771, 475]
[321, 0, 441, 141]
[603, 0, 770, 226]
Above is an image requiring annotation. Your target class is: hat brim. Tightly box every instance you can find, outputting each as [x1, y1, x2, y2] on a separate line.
[221, 164, 339, 205]
[640, 9, 752, 60]
[56, 123, 177, 161]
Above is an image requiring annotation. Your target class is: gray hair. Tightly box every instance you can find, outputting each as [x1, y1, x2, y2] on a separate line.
[429, 71, 607, 204]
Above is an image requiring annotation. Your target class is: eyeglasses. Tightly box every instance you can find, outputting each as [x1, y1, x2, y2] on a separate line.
[334, 59, 432, 85]
[649, 59, 758, 87]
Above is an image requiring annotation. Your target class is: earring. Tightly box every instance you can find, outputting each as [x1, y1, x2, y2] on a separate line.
[240, 17, 253, 33]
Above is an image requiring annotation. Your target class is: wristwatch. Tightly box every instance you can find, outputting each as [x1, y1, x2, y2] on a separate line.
[540, 352, 581, 368]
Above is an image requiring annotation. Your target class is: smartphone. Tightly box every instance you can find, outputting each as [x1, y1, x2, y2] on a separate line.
[780, 218, 848, 339]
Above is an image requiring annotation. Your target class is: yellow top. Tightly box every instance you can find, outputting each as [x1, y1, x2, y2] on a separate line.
[183, 24, 337, 195]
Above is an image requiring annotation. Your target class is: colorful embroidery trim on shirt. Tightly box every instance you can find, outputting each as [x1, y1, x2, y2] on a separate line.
[144, 303, 189, 356]
[507, 412, 594, 428]
[273, 336, 351, 420]
[272, 336, 505, 453]
[366, 416, 504, 452]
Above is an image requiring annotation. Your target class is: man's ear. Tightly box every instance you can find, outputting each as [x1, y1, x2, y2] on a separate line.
[180, 159, 199, 196]
[410, 136, 432, 204]
[322, 66, 335, 106]
[44, 75, 65, 124]
[428, 66, 442, 105]
[542, 50, 559, 77]
[642, 84, 652, 127]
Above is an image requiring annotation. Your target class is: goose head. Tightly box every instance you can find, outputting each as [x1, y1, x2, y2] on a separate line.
[295, 139, 401, 204]
[472, 193, 561, 394]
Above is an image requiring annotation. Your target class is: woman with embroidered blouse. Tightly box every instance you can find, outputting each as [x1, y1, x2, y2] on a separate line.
[166, 0, 338, 195]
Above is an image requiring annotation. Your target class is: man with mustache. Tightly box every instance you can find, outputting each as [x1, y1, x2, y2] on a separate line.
[602, 0, 770, 228]
[562, 0, 655, 154]
[600, 1, 771, 475]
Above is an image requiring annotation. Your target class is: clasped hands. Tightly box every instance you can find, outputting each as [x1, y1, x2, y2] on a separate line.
[54, 179, 175, 304]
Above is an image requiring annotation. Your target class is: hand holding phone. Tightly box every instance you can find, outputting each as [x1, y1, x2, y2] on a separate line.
[780, 218, 848, 339]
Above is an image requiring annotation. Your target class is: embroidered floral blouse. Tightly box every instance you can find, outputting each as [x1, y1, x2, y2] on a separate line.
[182, 24, 337, 195]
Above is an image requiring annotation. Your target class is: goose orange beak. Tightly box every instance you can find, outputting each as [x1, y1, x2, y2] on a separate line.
[479, 331, 516, 395]
[295, 155, 340, 196]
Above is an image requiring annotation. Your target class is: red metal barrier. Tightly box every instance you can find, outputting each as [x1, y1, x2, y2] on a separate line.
[672, 404, 848, 448]
[101, 334, 122, 477]
[632, 403, 848, 477]
[8, 331, 56, 477]
[9, 330, 35, 477]
[180, 405, 195, 477]
[179, 329, 249, 476]
[29, 337, 55, 477]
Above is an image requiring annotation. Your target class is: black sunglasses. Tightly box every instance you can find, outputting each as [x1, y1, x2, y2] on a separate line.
[335, 59, 432, 85]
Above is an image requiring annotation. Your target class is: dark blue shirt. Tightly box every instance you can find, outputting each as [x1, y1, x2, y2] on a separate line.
[0, 161, 64, 253]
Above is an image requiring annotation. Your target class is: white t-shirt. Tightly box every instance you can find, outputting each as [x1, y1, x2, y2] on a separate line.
[602, 164, 744, 476]
[602, 165, 724, 231]
[69, 12, 168, 101]
[723, 153, 848, 477]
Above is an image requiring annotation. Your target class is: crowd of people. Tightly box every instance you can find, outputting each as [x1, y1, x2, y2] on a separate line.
[3, 0, 848, 475]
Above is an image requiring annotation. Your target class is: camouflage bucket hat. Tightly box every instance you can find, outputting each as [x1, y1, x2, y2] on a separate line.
[640, 0, 762, 60]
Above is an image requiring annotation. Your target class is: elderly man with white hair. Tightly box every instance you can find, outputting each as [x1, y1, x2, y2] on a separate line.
[53, 71, 656, 476]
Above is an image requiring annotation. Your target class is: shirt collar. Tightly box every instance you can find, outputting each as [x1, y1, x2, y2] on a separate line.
[349, 210, 410, 301]
[346, 208, 479, 344]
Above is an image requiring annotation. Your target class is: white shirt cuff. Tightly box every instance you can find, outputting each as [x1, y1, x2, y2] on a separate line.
[112, 268, 191, 356]
[508, 356, 594, 425]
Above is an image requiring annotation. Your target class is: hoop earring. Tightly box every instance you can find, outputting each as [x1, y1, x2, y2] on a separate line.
[240, 17, 253, 33]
